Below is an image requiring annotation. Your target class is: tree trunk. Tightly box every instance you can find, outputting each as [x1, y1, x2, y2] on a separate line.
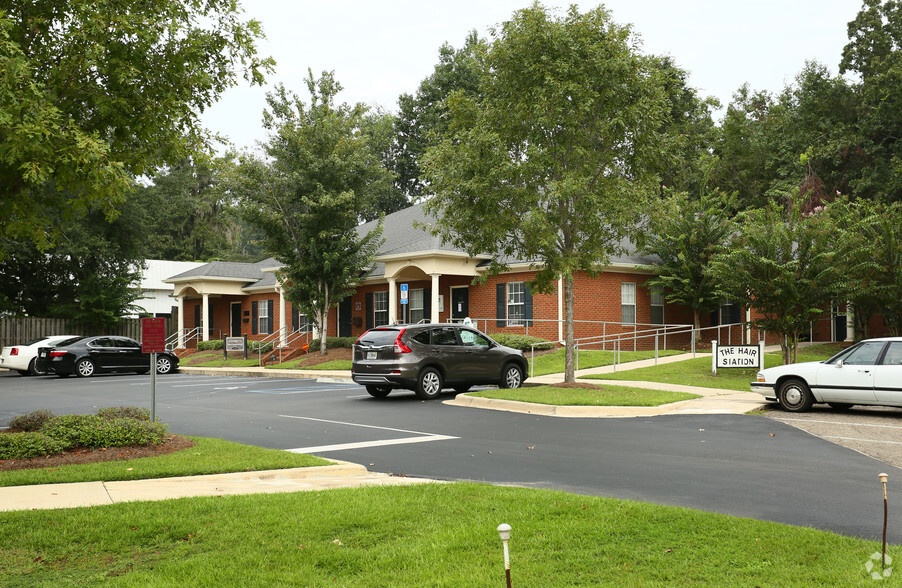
[319, 282, 329, 355]
[564, 275, 575, 383]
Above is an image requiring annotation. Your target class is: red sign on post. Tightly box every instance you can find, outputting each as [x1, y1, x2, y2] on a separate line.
[141, 318, 166, 353]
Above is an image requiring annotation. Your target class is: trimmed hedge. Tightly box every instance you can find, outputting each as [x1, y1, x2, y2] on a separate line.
[326, 337, 355, 349]
[198, 339, 224, 351]
[490, 333, 557, 352]
[96, 406, 151, 421]
[0, 432, 66, 459]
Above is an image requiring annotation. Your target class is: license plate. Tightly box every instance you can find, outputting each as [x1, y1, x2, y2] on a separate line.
[366, 351, 378, 360]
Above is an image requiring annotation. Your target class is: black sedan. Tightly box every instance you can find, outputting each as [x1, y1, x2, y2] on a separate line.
[38, 336, 179, 377]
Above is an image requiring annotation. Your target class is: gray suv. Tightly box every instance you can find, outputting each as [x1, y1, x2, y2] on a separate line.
[351, 323, 528, 399]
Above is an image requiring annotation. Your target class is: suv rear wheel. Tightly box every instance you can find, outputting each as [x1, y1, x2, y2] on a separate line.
[415, 367, 443, 400]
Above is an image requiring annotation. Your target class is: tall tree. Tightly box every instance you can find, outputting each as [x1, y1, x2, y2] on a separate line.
[0, 1, 273, 257]
[231, 72, 387, 354]
[393, 30, 482, 202]
[710, 195, 846, 364]
[423, 4, 668, 383]
[637, 189, 734, 334]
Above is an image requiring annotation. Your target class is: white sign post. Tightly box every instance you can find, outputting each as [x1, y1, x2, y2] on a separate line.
[712, 340, 765, 374]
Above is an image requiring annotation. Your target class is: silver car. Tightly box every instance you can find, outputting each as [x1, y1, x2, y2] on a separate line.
[750, 337, 902, 412]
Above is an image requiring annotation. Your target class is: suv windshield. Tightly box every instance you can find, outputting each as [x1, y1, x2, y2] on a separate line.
[358, 329, 401, 346]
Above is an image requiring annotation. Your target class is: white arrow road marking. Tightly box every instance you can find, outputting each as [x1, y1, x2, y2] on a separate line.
[279, 415, 458, 453]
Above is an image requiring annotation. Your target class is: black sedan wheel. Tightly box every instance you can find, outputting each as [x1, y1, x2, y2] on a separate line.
[75, 358, 95, 377]
[778, 378, 814, 412]
[415, 367, 443, 400]
[499, 364, 524, 389]
[365, 385, 392, 399]
[27, 358, 48, 376]
[156, 356, 174, 374]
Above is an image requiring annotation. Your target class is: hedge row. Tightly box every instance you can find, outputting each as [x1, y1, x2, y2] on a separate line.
[490, 333, 557, 352]
[1, 407, 166, 460]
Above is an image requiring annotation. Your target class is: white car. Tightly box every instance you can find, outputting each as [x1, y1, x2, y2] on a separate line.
[750, 337, 902, 412]
[0, 335, 79, 376]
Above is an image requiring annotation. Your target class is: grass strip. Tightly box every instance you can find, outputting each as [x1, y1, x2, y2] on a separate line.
[0, 483, 885, 586]
[297, 360, 353, 370]
[469, 385, 699, 406]
[0, 436, 331, 488]
[584, 344, 844, 392]
[529, 348, 683, 376]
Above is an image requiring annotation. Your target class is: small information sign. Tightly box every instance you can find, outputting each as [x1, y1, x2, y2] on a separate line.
[225, 337, 246, 352]
[712, 341, 764, 373]
[141, 318, 166, 353]
[400, 283, 409, 304]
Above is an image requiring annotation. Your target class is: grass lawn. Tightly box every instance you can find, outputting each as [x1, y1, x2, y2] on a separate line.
[0, 437, 331, 488]
[583, 343, 846, 392]
[1, 482, 886, 586]
[469, 385, 699, 406]
[529, 348, 684, 377]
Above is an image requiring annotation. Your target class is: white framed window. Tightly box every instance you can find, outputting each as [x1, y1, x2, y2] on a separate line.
[373, 291, 388, 327]
[507, 282, 525, 326]
[409, 288, 425, 324]
[650, 290, 664, 325]
[258, 301, 271, 334]
[720, 300, 738, 325]
[621, 283, 636, 324]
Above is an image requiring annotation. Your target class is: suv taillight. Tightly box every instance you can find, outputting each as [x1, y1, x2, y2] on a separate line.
[393, 329, 411, 353]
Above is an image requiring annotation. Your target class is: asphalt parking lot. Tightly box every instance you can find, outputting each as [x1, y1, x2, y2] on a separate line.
[763, 404, 902, 470]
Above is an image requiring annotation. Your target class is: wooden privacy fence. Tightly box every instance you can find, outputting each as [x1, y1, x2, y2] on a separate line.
[0, 317, 177, 350]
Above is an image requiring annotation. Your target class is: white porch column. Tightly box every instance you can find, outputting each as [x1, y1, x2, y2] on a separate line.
[387, 277, 398, 324]
[431, 274, 441, 323]
[177, 295, 185, 348]
[201, 293, 209, 342]
[279, 288, 287, 347]
[846, 301, 854, 342]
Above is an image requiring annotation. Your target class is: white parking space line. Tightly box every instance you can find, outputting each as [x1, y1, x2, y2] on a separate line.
[247, 387, 358, 395]
[822, 436, 902, 446]
[279, 415, 459, 453]
[774, 418, 902, 430]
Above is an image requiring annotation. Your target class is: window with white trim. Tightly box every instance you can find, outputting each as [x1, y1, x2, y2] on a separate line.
[507, 282, 525, 326]
[650, 290, 664, 325]
[258, 301, 271, 334]
[409, 289, 425, 324]
[621, 283, 636, 324]
[373, 291, 388, 327]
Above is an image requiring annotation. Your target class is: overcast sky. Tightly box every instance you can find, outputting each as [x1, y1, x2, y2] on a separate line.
[200, 0, 863, 153]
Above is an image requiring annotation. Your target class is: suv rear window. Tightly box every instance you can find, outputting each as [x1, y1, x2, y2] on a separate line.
[358, 329, 401, 346]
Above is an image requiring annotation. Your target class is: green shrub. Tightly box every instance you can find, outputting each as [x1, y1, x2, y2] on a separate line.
[7, 409, 56, 431]
[490, 333, 557, 352]
[249, 340, 273, 353]
[41, 415, 167, 449]
[198, 339, 225, 351]
[96, 406, 150, 421]
[326, 336, 355, 349]
[0, 432, 66, 459]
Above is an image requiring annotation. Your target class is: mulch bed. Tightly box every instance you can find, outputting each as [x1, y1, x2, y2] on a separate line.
[0, 434, 195, 472]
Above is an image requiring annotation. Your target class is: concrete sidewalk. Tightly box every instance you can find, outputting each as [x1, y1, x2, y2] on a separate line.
[0, 461, 437, 513]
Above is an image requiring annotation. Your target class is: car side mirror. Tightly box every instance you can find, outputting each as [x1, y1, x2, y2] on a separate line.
[835, 360, 844, 368]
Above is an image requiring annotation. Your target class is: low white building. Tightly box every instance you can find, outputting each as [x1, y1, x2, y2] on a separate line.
[131, 260, 205, 317]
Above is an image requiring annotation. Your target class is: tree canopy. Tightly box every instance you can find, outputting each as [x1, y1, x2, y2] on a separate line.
[423, 4, 669, 382]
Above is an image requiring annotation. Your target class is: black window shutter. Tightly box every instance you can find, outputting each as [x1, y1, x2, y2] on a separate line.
[524, 284, 533, 327]
[496, 284, 506, 327]
[292, 306, 299, 331]
[423, 288, 431, 322]
[194, 304, 200, 328]
[365, 292, 373, 330]
[267, 300, 274, 334]
[709, 309, 718, 327]
[251, 301, 258, 335]
[731, 304, 742, 324]
[208, 302, 214, 333]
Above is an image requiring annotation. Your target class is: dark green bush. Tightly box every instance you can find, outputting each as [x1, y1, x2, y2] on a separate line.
[490, 333, 557, 352]
[198, 339, 224, 351]
[41, 415, 167, 449]
[8, 409, 56, 431]
[0, 432, 66, 459]
[96, 406, 150, 421]
[326, 337, 355, 349]
[249, 340, 273, 353]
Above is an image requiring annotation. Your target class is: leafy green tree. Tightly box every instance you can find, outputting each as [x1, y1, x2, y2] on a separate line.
[358, 109, 409, 221]
[231, 72, 387, 354]
[423, 4, 668, 382]
[710, 195, 846, 364]
[0, 1, 272, 257]
[637, 189, 734, 333]
[394, 30, 482, 201]
[840, 0, 902, 203]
